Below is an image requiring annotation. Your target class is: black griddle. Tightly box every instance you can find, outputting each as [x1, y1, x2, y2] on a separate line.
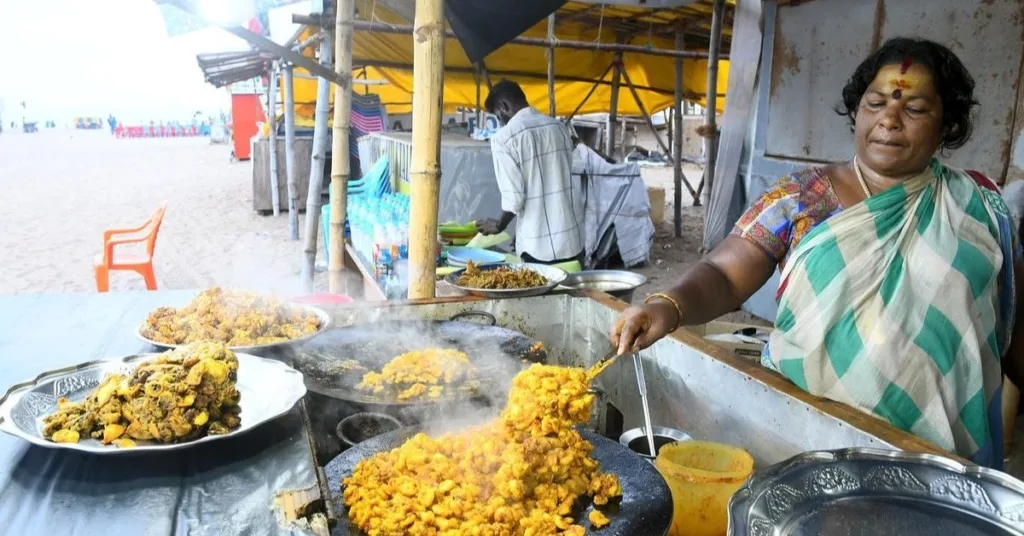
[323, 426, 673, 536]
[291, 312, 547, 406]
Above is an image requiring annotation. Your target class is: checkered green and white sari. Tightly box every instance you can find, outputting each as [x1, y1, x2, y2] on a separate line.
[764, 159, 1017, 467]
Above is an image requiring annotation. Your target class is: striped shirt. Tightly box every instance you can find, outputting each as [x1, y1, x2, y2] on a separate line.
[490, 107, 584, 262]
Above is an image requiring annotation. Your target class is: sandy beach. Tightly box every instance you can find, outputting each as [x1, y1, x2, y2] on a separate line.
[0, 127, 711, 304]
[0, 128, 327, 295]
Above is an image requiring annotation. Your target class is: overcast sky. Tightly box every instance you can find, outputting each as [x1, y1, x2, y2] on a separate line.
[0, 0, 305, 124]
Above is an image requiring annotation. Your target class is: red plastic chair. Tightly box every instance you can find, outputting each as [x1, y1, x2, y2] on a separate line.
[93, 205, 167, 292]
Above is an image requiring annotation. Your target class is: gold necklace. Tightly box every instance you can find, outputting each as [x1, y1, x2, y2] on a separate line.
[852, 156, 873, 198]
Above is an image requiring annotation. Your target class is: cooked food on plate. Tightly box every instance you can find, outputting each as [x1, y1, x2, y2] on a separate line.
[42, 342, 242, 447]
[343, 363, 622, 534]
[356, 348, 480, 401]
[455, 261, 548, 290]
[140, 287, 322, 346]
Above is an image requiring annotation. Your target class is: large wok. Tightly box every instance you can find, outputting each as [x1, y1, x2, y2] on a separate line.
[324, 425, 674, 536]
[291, 312, 547, 406]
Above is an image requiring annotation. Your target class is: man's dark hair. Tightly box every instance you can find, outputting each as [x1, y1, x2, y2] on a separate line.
[836, 37, 978, 150]
[485, 79, 529, 115]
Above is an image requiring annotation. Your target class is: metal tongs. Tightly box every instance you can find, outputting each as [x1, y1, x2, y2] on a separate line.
[589, 349, 658, 458]
[632, 353, 657, 459]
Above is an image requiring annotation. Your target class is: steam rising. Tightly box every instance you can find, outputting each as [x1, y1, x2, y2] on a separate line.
[312, 301, 538, 435]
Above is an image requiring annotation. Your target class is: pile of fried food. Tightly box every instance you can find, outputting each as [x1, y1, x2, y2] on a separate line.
[343, 364, 622, 534]
[141, 287, 322, 347]
[356, 348, 481, 401]
[42, 342, 242, 447]
[455, 261, 548, 290]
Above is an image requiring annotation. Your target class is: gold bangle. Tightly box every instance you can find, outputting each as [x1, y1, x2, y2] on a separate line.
[645, 292, 682, 329]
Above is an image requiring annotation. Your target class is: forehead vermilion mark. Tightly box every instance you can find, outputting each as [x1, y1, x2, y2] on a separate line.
[900, 55, 913, 75]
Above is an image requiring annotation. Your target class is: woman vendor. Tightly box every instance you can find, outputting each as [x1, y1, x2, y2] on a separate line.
[610, 37, 1024, 469]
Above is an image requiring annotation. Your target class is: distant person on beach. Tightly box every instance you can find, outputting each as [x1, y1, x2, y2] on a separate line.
[107, 115, 117, 134]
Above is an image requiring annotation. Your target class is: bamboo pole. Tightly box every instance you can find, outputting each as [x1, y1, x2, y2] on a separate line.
[606, 51, 622, 158]
[673, 28, 685, 237]
[301, 34, 334, 292]
[329, 0, 356, 293]
[342, 19, 723, 59]
[268, 62, 281, 216]
[481, 61, 493, 90]
[546, 14, 556, 117]
[407, 0, 445, 300]
[475, 64, 482, 129]
[283, 64, 299, 240]
[702, 0, 726, 206]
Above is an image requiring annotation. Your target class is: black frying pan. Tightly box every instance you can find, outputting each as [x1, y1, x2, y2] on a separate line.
[323, 425, 673, 536]
[291, 312, 547, 406]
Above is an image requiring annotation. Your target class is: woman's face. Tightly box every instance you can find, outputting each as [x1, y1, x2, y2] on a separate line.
[853, 63, 944, 177]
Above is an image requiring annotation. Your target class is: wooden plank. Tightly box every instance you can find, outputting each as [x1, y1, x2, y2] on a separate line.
[343, 243, 387, 301]
[703, 0, 762, 250]
[701, 0, 725, 207]
[607, 52, 622, 157]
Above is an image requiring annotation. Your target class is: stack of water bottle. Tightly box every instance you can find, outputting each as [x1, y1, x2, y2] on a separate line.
[348, 192, 412, 299]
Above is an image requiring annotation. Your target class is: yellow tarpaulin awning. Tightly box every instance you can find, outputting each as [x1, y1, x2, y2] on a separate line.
[287, 1, 728, 127]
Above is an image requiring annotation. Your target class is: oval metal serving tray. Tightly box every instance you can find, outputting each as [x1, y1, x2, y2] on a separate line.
[443, 262, 568, 299]
[728, 448, 1024, 536]
[137, 304, 332, 352]
[0, 352, 306, 454]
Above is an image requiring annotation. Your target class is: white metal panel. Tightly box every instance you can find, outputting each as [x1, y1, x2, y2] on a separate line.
[880, 0, 1024, 181]
[764, 0, 878, 162]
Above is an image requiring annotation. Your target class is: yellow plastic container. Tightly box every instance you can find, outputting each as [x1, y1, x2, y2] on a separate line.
[654, 441, 755, 536]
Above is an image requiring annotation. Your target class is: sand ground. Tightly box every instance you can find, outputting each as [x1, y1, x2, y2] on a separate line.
[0, 128, 705, 299]
[0, 128, 763, 326]
[0, 129, 327, 295]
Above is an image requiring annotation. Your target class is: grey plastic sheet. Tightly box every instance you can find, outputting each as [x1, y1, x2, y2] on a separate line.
[0, 291, 320, 536]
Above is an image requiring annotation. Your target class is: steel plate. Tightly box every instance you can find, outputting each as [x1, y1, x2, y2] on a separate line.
[324, 426, 673, 536]
[728, 448, 1024, 536]
[137, 304, 332, 352]
[0, 352, 306, 454]
[443, 263, 568, 299]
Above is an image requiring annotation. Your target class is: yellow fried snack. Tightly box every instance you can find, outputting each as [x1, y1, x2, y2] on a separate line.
[455, 261, 548, 289]
[140, 287, 321, 346]
[343, 363, 622, 535]
[589, 509, 611, 529]
[42, 342, 242, 445]
[357, 348, 481, 401]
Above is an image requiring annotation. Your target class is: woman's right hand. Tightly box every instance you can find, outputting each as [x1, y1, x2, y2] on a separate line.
[609, 301, 680, 355]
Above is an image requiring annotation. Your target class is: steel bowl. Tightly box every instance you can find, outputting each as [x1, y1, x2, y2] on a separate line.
[335, 412, 403, 448]
[728, 448, 1024, 536]
[620, 426, 692, 461]
[561, 270, 648, 302]
[444, 263, 568, 299]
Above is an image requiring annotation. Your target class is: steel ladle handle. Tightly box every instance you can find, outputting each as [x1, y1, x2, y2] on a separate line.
[633, 353, 657, 458]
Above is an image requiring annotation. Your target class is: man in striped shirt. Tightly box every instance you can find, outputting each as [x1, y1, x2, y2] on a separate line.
[479, 80, 585, 265]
